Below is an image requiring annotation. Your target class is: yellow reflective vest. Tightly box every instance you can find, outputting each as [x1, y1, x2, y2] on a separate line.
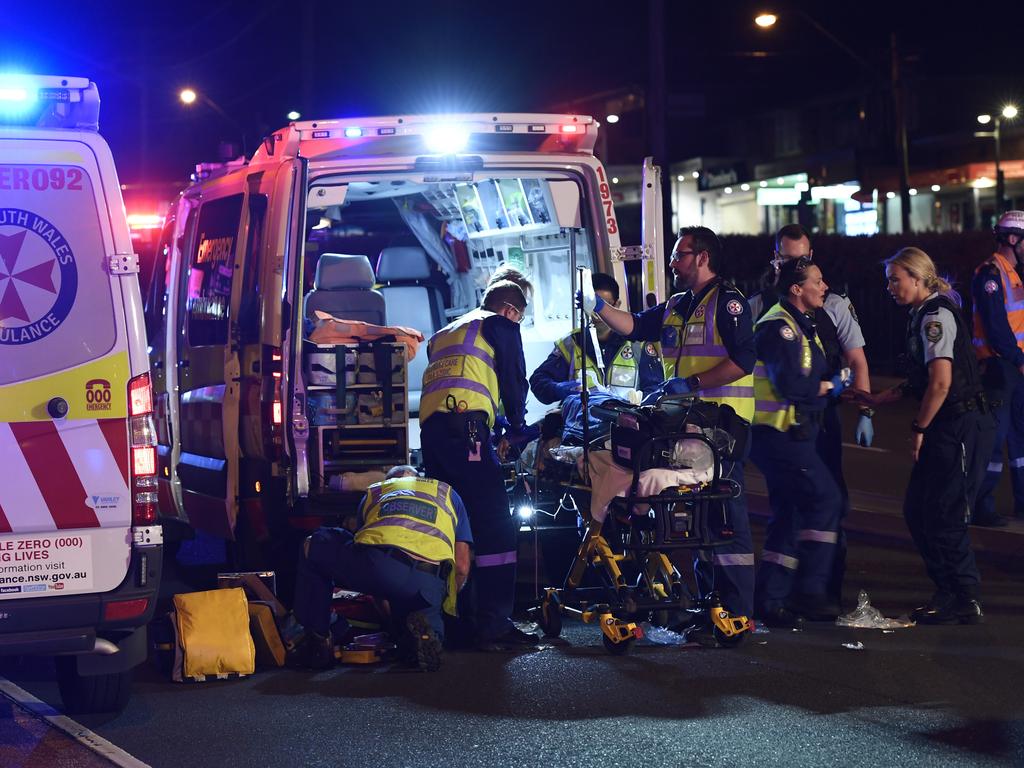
[420, 308, 500, 427]
[355, 476, 461, 615]
[660, 283, 755, 421]
[556, 331, 641, 397]
[752, 302, 825, 432]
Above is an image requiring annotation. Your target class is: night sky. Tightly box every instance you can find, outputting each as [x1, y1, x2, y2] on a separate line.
[2, 1, 1019, 185]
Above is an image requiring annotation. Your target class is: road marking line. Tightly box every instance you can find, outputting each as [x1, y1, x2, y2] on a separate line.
[0, 677, 150, 768]
[842, 442, 890, 453]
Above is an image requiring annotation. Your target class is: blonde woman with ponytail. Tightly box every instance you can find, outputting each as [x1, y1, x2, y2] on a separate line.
[851, 247, 992, 625]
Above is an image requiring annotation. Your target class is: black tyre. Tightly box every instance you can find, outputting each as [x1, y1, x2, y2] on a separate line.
[602, 634, 634, 656]
[55, 657, 132, 715]
[539, 597, 563, 638]
[712, 625, 746, 648]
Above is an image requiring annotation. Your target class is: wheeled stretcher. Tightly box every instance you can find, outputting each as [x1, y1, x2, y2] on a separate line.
[518, 395, 753, 654]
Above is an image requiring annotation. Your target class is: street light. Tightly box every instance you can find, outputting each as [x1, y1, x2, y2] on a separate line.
[976, 104, 1019, 214]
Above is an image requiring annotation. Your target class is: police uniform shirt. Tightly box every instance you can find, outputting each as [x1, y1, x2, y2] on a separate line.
[910, 294, 958, 365]
[754, 300, 831, 410]
[750, 289, 865, 354]
[529, 330, 662, 404]
[358, 486, 475, 546]
[972, 263, 1024, 367]
[482, 315, 530, 428]
[629, 278, 757, 374]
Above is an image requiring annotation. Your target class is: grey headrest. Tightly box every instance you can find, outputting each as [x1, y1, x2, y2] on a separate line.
[314, 254, 375, 290]
[376, 246, 431, 283]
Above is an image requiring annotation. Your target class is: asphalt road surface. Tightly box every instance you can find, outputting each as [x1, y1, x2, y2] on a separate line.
[2, 392, 1023, 768]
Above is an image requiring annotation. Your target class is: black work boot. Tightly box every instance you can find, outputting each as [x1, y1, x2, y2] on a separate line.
[757, 605, 805, 629]
[288, 630, 335, 670]
[953, 596, 985, 625]
[406, 612, 443, 672]
[787, 593, 841, 622]
[911, 591, 954, 624]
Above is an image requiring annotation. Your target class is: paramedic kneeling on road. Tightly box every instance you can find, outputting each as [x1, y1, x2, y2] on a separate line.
[852, 248, 988, 624]
[292, 466, 472, 672]
[531, 271, 662, 404]
[418, 279, 539, 651]
[582, 226, 757, 620]
[750, 258, 844, 627]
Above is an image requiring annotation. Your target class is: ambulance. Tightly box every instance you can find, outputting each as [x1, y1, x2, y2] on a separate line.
[148, 113, 666, 551]
[0, 75, 161, 713]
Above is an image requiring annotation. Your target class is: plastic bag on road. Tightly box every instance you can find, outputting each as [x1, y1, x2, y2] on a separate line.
[639, 622, 690, 645]
[835, 590, 913, 629]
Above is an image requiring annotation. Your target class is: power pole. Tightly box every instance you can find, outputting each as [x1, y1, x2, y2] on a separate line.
[891, 33, 912, 234]
[647, 0, 673, 246]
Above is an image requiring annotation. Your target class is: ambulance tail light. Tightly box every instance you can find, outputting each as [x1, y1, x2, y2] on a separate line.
[128, 373, 158, 525]
[103, 597, 150, 622]
[560, 124, 580, 133]
[263, 348, 285, 460]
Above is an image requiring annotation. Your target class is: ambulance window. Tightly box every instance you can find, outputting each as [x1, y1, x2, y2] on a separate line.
[144, 216, 175, 341]
[238, 194, 267, 344]
[185, 194, 244, 346]
[0, 164, 117, 385]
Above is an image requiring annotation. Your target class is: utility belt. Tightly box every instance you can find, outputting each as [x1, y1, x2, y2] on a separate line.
[934, 391, 988, 421]
[427, 409, 492, 454]
[380, 546, 447, 578]
[789, 408, 825, 441]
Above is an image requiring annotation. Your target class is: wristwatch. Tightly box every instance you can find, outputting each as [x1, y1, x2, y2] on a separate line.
[859, 407, 875, 419]
[910, 420, 927, 434]
[686, 374, 702, 392]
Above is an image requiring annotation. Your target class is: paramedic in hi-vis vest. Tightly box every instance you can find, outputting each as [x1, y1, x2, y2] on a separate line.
[292, 466, 473, 671]
[418, 279, 540, 651]
[970, 210, 1024, 527]
[581, 226, 757, 622]
[530, 271, 663, 405]
[750, 258, 846, 628]
[747, 224, 873, 609]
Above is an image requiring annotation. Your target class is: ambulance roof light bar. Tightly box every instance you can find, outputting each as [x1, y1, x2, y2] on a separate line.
[0, 74, 100, 131]
[286, 113, 599, 155]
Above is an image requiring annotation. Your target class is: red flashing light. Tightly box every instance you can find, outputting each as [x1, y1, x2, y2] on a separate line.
[272, 401, 283, 425]
[129, 373, 153, 416]
[104, 598, 149, 621]
[561, 125, 579, 133]
[126, 213, 164, 231]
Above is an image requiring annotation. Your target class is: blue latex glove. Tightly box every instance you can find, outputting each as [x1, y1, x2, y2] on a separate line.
[855, 413, 874, 447]
[829, 367, 852, 398]
[663, 376, 692, 396]
[553, 380, 582, 400]
[574, 289, 605, 314]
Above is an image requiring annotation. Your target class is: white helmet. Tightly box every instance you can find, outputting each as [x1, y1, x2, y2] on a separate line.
[995, 210, 1024, 236]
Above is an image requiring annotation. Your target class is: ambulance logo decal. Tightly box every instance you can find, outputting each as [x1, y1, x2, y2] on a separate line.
[0, 209, 77, 345]
[984, 280, 999, 294]
[726, 299, 744, 316]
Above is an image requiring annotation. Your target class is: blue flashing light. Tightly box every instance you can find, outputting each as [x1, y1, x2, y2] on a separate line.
[0, 75, 39, 120]
[0, 87, 30, 102]
[344, 126, 363, 138]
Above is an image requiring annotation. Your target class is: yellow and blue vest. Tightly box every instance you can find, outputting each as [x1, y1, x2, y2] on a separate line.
[556, 331, 641, 397]
[752, 302, 825, 432]
[420, 308, 500, 427]
[660, 284, 755, 421]
[356, 476, 460, 614]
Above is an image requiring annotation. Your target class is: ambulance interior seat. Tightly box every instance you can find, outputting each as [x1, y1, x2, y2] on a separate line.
[304, 253, 386, 327]
[376, 246, 446, 414]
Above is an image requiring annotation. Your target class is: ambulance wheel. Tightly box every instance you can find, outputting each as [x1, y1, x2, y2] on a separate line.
[539, 597, 563, 638]
[602, 634, 634, 656]
[56, 658, 132, 714]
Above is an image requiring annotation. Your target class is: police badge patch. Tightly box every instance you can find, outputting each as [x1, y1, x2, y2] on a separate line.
[847, 300, 860, 325]
[726, 299, 743, 316]
[984, 280, 999, 294]
[779, 326, 796, 341]
[924, 321, 943, 343]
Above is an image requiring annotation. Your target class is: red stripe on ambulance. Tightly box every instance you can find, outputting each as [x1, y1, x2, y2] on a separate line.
[9, 422, 100, 529]
[97, 418, 130, 486]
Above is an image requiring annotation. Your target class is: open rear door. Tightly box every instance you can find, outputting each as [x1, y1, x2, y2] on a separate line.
[640, 156, 667, 306]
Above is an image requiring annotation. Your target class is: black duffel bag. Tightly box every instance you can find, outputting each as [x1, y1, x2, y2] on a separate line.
[607, 396, 750, 471]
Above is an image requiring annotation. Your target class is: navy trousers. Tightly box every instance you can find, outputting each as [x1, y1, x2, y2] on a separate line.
[694, 460, 755, 618]
[905, 410, 989, 598]
[292, 527, 446, 639]
[421, 414, 516, 641]
[976, 372, 1024, 520]
[751, 423, 842, 613]
[817, 399, 850, 603]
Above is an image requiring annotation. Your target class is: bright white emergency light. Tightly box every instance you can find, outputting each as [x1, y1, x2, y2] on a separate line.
[425, 124, 469, 154]
[517, 505, 534, 519]
[344, 126, 363, 138]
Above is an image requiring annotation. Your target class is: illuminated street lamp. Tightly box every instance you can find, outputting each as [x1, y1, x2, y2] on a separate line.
[976, 104, 1019, 214]
[754, 13, 777, 28]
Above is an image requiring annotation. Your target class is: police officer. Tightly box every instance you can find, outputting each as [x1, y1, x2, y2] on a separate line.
[292, 466, 473, 671]
[583, 226, 757, 624]
[748, 224, 872, 607]
[856, 247, 988, 624]
[751, 258, 845, 627]
[531, 272, 662, 404]
[971, 210, 1024, 527]
[418, 279, 539, 650]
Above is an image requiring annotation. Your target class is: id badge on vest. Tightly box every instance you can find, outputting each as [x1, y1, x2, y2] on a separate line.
[684, 321, 705, 345]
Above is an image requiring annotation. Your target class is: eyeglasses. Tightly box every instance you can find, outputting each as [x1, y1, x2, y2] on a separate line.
[503, 302, 524, 323]
[670, 249, 703, 263]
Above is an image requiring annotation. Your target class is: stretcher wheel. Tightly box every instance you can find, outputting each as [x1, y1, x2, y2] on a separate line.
[538, 595, 563, 638]
[713, 627, 745, 647]
[602, 634, 634, 656]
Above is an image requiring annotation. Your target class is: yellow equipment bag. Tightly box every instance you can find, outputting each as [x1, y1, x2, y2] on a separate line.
[248, 601, 286, 668]
[172, 588, 256, 682]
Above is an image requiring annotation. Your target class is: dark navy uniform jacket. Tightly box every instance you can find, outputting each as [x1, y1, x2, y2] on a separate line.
[755, 299, 831, 412]
[972, 263, 1024, 368]
[482, 315, 529, 429]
